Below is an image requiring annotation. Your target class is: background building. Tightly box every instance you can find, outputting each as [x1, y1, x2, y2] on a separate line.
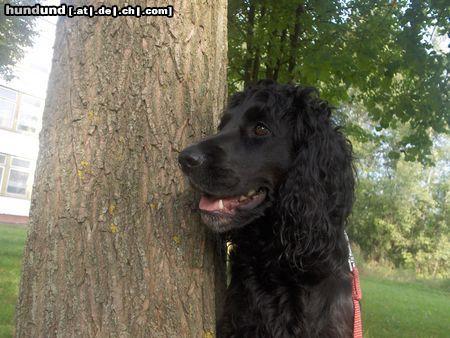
[0, 17, 56, 224]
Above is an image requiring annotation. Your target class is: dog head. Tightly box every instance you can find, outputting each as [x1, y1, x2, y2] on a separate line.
[178, 80, 354, 242]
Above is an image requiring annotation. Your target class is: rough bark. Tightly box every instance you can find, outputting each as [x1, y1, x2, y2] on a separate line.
[15, 1, 227, 337]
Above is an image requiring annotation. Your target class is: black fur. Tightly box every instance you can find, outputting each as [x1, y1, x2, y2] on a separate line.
[179, 80, 355, 337]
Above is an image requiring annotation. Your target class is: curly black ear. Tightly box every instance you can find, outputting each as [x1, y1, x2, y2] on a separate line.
[277, 87, 354, 275]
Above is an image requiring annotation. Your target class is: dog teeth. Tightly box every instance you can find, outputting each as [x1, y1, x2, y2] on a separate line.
[218, 199, 224, 210]
[239, 195, 248, 202]
[247, 189, 256, 197]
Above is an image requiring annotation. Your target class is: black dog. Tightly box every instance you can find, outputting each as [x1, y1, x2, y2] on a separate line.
[179, 80, 355, 337]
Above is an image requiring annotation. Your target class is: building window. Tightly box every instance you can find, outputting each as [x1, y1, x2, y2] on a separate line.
[0, 85, 43, 134]
[17, 95, 42, 133]
[0, 154, 5, 189]
[6, 156, 31, 196]
[7, 170, 29, 195]
[0, 154, 33, 198]
[0, 87, 17, 129]
[11, 157, 31, 169]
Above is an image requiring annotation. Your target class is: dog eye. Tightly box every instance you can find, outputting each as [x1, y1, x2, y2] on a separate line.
[254, 123, 271, 137]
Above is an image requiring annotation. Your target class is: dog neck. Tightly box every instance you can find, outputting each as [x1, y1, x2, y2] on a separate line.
[226, 216, 349, 282]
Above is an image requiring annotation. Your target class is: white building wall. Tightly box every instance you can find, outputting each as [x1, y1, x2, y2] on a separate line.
[0, 196, 31, 216]
[0, 129, 39, 160]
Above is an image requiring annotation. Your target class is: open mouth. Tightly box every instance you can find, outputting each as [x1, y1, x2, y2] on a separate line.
[198, 188, 267, 215]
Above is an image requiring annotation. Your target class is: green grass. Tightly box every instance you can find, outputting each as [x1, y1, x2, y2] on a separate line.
[0, 223, 449, 337]
[0, 224, 27, 338]
[361, 276, 450, 338]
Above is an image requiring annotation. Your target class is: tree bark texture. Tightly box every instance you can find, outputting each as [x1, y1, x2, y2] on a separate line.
[15, 1, 227, 337]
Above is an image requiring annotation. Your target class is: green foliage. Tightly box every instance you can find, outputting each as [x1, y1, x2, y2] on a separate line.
[228, 0, 449, 163]
[0, 0, 39, 80]
[348, 126, 449, 278]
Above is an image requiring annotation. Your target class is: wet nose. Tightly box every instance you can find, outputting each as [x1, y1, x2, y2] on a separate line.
[178, 147, 206, 170]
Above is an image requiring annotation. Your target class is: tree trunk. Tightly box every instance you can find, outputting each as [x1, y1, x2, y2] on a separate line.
[273, 29, 287, 81]
[251, 2, 266, 82]
[15, 1, 227, 337]
[287, 4, 304, 83]
[243, 2, 256, 87]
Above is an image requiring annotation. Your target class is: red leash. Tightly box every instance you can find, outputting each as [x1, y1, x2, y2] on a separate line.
[351, 266, 363, 338]
[345, 231, 363, 338]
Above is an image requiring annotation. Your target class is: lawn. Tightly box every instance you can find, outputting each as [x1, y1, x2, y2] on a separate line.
[361, 277, 450, 338]
[0, 223, 449, 337]
[0, 224, 27, 338]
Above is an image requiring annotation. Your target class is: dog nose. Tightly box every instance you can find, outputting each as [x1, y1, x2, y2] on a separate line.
[178, 147, 206, 170]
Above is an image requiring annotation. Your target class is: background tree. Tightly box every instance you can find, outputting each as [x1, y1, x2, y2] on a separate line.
[0, 0, 38, 80]
[228, 0, 449, 163]
[345, 107, 449, 278]
[15, 1, 227, 336]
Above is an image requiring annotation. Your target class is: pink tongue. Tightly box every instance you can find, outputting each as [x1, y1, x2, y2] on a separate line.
[199, 195, 237, 212]
[199, 195, 220, 211]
